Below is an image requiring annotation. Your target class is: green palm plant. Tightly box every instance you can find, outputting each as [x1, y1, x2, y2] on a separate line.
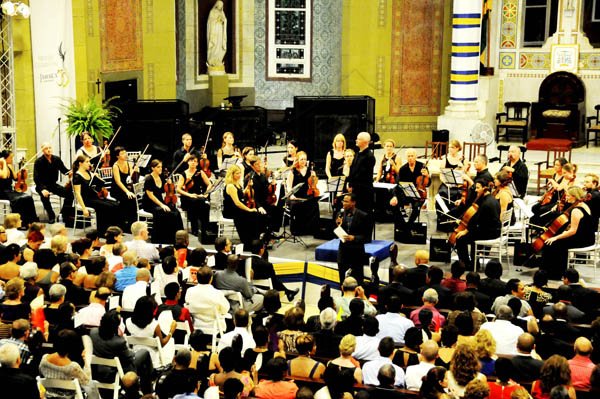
[62, 96, 120, 143]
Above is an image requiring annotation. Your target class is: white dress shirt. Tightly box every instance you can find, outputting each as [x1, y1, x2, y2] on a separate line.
[405, 361, 435, 390]
[362, 356, 405, 387]
[353, 335, 381, 361]
[124, 239, 160, 263]
[480, 319, 524, 355]
[185, 283, 230, 332]
[217, 326, 256, 353]
[376, 312, 415, 345]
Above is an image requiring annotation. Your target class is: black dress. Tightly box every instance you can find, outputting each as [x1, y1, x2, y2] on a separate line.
[223, 184, 261, 245]
[110, 163, 137, 226]
[142, 175, 183, 244]
[289, 168, 319, 236]
[73, 172, 120, 235]
[180, 171, 210, 239]
[0, 173, 38, 226]
[328, 150, 345, 177]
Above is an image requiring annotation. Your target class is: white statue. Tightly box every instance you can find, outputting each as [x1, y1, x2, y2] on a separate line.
[207, 0, 227, 74]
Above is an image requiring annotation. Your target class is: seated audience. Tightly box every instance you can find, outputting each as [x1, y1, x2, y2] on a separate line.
[122, 268, 159, 310]
[0, 318, 32, 365]
[479, 305, 523, 355]
[334, 277, 376, 319]
[214, 254, 264, 312]
[392, 326, 422, 369]
[568, 337, 595, 390]
[209, 344, 255, 397]
[254, 357, 298, 399]
[0, 343, 40, 399]
[156, 282, 194, 332]
[114, 250, 139, 291]
[447, 291, 487, 335]
[405, 340, 439, 391]
[185, 265, 230, 332]
[446, 344, 486, 398]
[410, 288, 446, 332]
[278, 306, 306, 354]
[217, 309, 256, 354]
[125, 221, 160, 263]
[313, 307, 341, 359]
[335, 297, 366, 336]
[474, 329, 497, 377]
[420, 366, 450, 399]
[353, 315, 381, 362]
[156, 348, 198, 399]
[19, 261, 43, 304]
[479, 260, 506, 300]
[487, 357, 522, 399]
[329, 334, 363, 383]
[376, 295, 414, 345]
[76, 287, 111, 328]
[367, 363, 405, 399]
[287, 333, 325, 380]
[511, 333, 544, 382]
[362, 336, 405, 387]
[524, 270, 553, 318]
[441, 260, 467, 293]
[491, 279, 532, 317]
[531, 355, 576, 399]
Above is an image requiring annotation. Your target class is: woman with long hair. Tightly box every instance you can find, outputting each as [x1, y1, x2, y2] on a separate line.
[0, 150, 39, 226]
[110, 146, 138, 226]
[76, 131, 102, 162]
[494, 169, 515, 223]
[447, 344, 486, 398]
[217, 131, 241, 170]
[176, 154, 212, 239]
[420, 366, 451, 399]
[531, 355, 576, 399]
[72, 154, 121, 234]
[223, 164, 263, 245]
[473, 329, 497, 377]
[142, 159, 183, 243]
[283, 140, 298, 168]
[326, 133, 346, 179]
[376, 139, 400, 183]
[285, 150, 319, 235]
[531, 158, 571, 228]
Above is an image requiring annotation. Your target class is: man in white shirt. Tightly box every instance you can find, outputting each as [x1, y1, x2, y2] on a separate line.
[405, 340, 439, 390]
[76, 287, 111, 327]
[362, 337, 405, 387]
[122, 268, 161, 310]
[185, 266, 230, 332]
[376, 295, 414, 345]
[125, 221, 160, 263]
[353, 316, 381, 362]
[217, 309, 256, 353]
[480, 305, 524, 355]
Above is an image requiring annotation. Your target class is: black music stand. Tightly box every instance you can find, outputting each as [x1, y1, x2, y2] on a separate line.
[327, 176, 346, 211]
[277, 183, 308, 248]
[440, 168, 463, 203]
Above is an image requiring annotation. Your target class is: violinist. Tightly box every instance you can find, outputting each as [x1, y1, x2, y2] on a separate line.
[530, 160, 573, 229]
[172, 133, 201, 175]
[453, 178, 501, 271]
[283, 140, 299, 168]
[0, 150, 39, 227]
[286, 151, 319, 236]
[375, 139, 400, 183]
[541, 186, 596, 280]
[33, 142, 72, 223]
[75, 132, 102, 164]
[241, 146, 255, 186]
[442, 140, 464, 169]
[223, 164, 262, 245]
[325, 133, 346, 179]
[217, 131, 241, 170]
[111, 146, 138, 227]
[248, 155, 281, 232]
[176, 155, 212, 241]
[493, 170, 515, 224]
[501, 146, 529, 198]
[72, 155, 120, 235]
[389, 148, 430, 227]
[435, 141, 464, 231]
[583, 173, 600, 231]
[142, 159, 183, 243]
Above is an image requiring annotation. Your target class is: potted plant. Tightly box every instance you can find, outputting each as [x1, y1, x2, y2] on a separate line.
[62, 96, 120, 143]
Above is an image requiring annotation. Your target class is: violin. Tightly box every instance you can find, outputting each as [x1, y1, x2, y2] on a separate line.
[383, 154, 397, 184]
[416, 171, 430, 199]
[244, 176, 256, 208]
[14, 157, 27, 193]
[101, 142, 111, 168]
[129, 144, 150, 185]
[163, 168, 177, 207]
[307, 162, 320, 197]
[199, 122, 213, 177]
[264, 154, 277, 206]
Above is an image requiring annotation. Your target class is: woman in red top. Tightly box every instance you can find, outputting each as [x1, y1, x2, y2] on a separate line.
[254, 357, 298, 399]
[487, 358, 523, 399]
[531, 355, 576, 399]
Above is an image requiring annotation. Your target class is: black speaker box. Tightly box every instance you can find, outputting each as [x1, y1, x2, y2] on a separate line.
[430, 238, 451, 263]
[314, 217, 335, 240]
[432, 129, 449, 142]
[394, 222, 427, 244]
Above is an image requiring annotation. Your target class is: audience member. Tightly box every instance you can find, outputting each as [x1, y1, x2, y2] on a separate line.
[254, 357, 298, 399]
[0, 343, 40, 399]
[214, 254, 264, 312]
[479, 305, 523, 355]
[362, 336, 405, 387]
[410, 288, 446, 332]
[474, 329, 497, 377]
[420, 366, 450, 399]
[487, 357, 521, 399]
[442, 260, 467, 293]
[334, 277, 376, 319]
[353, 315, 381, 362]
[447, 344, 486, 398]
[531, 355, 576, 399]
[185, 266, 230, 332]
[313, 307, 341, 359]
[511, 333, 544, 382]
[278, 306, 306, 354]
[405, 340, 439, 390]
[568, 337, 595, 389]
[376, 295, 414, 345]
[329, 334, 363, 383]
[218, 309, 257, 353]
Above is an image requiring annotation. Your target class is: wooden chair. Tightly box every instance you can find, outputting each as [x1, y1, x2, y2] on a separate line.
[424, 140, 448, 160]
[496, 101, 531, 144]
[462, 142, 487, 163]
[535, 148, 572, 194]
[586, 104, 600, 148]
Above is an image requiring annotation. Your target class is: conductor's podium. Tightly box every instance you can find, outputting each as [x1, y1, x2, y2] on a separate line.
[315, 239, 393, 262]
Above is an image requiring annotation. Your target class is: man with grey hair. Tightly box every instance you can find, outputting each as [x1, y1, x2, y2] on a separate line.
[33, 141, 71, 223]
[334, 276, 377, 319]
[409, 288, 446, 331]
[405, 340, 439, 390]
[480, 305, 524, 355]
[0, 343, 40, 399]
[502, 145, 528, 198]
[122, 268, 161, 310]
[125, 221, 160, 263]
[347, 131, 375, 212]
[391, 148, 429, 227]
[213, 254, 264, 312]
[313, 307, 341, 359]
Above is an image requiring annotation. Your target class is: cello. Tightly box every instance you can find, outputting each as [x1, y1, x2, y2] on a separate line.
[531, 196, 588, 253]
[448, 189, 485, 246]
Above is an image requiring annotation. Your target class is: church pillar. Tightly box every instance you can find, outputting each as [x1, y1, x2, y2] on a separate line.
[438, 0, 484, 142]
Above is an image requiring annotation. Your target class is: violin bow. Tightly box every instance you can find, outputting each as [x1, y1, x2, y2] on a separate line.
[131, 144, 150, 174]
[168, 146, 196, 181]
[201, 121, 213, 157]
[90, 126, 121, 185]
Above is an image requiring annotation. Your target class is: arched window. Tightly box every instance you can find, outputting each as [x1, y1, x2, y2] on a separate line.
[522, 0, 559, 47]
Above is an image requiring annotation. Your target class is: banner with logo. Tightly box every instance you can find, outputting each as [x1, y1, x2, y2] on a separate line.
[30, 0, 76, 164]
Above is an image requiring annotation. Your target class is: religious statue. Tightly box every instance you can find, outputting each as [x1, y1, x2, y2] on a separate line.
[207, 0, 227, 74]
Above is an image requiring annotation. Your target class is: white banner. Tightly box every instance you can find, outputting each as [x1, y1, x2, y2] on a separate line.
[30, 0, 76, 165]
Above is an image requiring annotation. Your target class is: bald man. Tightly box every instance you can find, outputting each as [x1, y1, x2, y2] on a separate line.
[569, 337, 595, 389]
[501, 145, 529, 198]
[33, 142, 72, 222]
[347, 132, 376, 212]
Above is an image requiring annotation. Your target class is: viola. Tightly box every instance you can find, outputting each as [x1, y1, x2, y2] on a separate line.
[244, 178, 256, 208]
[264, 154, 277, 206]
[14, 157, 27, 193]
[416, 175, 430, 199]
[307, 162, 320, 197]
[199, 155, 211, 178]
[96, 187, 109, 199]
[163, 168, 177, 206]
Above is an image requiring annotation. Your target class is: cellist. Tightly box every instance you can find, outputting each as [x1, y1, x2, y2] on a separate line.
[530, 160, 574, 229]
[248, 155, 280, 235]
[540, 186, 595, 280]
[452, 178, 501, 271]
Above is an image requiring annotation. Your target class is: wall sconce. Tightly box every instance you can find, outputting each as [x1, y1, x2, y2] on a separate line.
[564, 0, 575, 17]
[1, 1, 31, 18]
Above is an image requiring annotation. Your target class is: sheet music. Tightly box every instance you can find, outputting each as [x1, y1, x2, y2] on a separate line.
[435, 194, 451, 214]
[373, 182, 396, 190]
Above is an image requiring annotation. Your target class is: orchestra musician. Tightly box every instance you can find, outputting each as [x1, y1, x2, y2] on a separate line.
[541, 186, 596, 280]
[241, 146, 255, 186]
[75, 132, 102, 164]
[583, 173, 600, 231]
[335, 192, 373, 285]
[459, 154, 493, 208]
[217, 131, 241, 170]
[286, 151, 319, 236]
[453, 178, 501, 271]
[176, 154, 212, 241]
[493, 170, 515, 224]
[248, 155, 281, 232]
[375, 139, 400, 183]
[283, 140, 299, 168]
[0, 150, 39, 227]
[72, 154, 120, 234]
[501, 146, 529, 198]
[435, 141, 464, 231]
[33, 142, 72, 223]
[111, 146, 138, 227]
[142, 159, 183, 243]
[172, 132, 201, 175]
[441, 140, 464, 169]
[389, 148, 430, 227]
[347, 132, 375, 212]
[325, 133, 346, 179]
[223, 164, 263, 245]
[530, 161, 575, 229]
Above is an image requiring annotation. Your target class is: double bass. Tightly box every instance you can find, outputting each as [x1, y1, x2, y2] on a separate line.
[531, 195, 588, 253]
[448, 190, 484, 246]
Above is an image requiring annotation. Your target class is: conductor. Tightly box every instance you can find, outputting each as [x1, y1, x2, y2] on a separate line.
[335, 193, 373, 285]
[347, 132, 375, 212]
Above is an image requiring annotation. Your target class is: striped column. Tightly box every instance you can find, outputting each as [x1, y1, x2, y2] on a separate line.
[449, 0, 482, 103]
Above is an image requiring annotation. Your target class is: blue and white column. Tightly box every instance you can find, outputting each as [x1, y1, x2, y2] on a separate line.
[447, 0, 482, 114]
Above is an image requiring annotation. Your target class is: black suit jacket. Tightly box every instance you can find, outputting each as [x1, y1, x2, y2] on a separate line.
[403, 264, 429, 291]
[504, 159, 529, 198]
[337, 208, 372, 266]
[568, 284, 600, 321]
[348, 148, 375, 189]
[511, 355, 543, 382]
[479, 278, 507, 300]
[379, 282, 414, 309]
